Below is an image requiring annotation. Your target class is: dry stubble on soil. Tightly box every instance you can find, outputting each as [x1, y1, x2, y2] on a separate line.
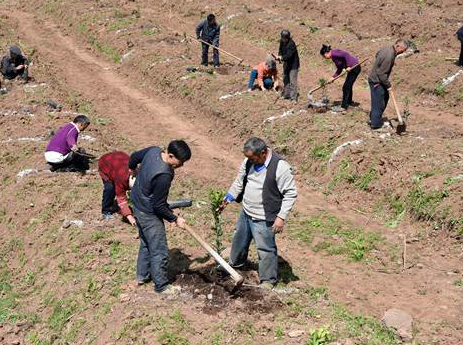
[0, 0, 463, 344]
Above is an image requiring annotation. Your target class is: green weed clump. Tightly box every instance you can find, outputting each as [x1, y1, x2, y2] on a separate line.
[209, 189, 226, 254]
[307, 327, 333, 345]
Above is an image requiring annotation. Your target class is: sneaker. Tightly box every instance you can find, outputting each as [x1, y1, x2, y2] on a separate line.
[259, 282, 274, 291]
[137, 278, 151, 286]
[331, 106, 347, 113]
[102, 213, 114, 220]
[159, 285, 181, 295]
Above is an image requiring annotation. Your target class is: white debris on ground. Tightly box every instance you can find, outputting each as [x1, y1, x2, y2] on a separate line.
[120, 50, 134, 62]
[80, 134, 97, 142]
[2, 137, 44, 143]
[328, 139, 363, 164]
[273, 287, 299, 294]
[226, 13, 242, 20]
[442, 70, 463, 87]
[1, 109, 35, 117]
[219, 91, 245, 100]
[61, 219, 84, 229]
[17, 169, 39, 178]
[262, 109, 307, 124]
[23, 83, 47, 92]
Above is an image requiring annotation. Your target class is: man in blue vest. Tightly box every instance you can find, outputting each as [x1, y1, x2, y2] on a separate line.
[129, 140, 191, 295]
[218, 137, 297, 289]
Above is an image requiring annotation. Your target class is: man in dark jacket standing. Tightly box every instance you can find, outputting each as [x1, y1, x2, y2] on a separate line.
[278, 30, 300, 101]
[195, 14, 220, 67]
[129, 140, 191, 295]
[1, 46, 29, 82]
[456, 25, 463, 67]
[368, 39, 408, 130]
[218, 137, 297, 289]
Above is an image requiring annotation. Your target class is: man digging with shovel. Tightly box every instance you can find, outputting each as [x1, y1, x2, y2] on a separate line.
[368, 39, 408, 130]
[218, 137, 297, 290]
[129, 140, 191, 295]
[195, 14, 221, 67]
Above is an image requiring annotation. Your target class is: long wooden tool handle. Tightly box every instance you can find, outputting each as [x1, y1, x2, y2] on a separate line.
[184, 224, 244, 284]
[308, 57, 369, 94]
[188, 35, 244, 63]
[389, 89, 404, 125]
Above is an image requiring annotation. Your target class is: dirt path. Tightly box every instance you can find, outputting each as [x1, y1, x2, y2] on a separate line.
[5, 8, 463, 343]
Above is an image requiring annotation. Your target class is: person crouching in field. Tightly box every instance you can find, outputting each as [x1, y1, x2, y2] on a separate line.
[320, 44, 361, 112]
[1, 46, 29, 82]
[247, 58, 279, 92]
[44, 115, 91, 172]
[98, 151, 137, 226]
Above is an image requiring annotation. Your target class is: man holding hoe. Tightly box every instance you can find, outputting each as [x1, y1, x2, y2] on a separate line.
[219, 137, 297, 289]
[129, 140, 191, 295]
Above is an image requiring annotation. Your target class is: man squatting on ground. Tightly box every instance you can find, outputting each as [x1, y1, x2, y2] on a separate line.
[129, 140, 191, 295]
[195, 14, 220, 67]
[247, 58, 279, 92]
[456, 24, 463, 67]
[1, 45, 29, 82]
[98, 151, 137, 225]
[320, 44, 361, 112]
[278, 30, 300, 102]
[368, 39, 408, 130]
[44, 115, 91, 172]
[219, 137, 297, 289]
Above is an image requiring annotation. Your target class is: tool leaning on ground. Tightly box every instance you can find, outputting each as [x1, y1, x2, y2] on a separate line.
[185, 33, 244, 65]
[389, 88, 407, 134]
[168, 198, 245, 293]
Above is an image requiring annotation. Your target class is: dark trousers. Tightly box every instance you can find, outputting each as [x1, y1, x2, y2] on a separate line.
[48, 152, 90, 172]
[201, 42, 220, 67]
[102, 180, 116, 214]
[282, 69, 298, 100]
[134, 207, 169, 292]
[369, 81, 389, 129]
[459, 36, 463, 66]
[342, 66, 361, 108]
[2, 66, 28, 81]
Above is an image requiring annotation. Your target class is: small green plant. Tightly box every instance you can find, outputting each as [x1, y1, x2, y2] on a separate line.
[275, 325, 284, 340]
[434, 81, 447, 97]
[307, 327, 333, 345]
[210, 189, 226, 253]
[454, 279, 463, 287]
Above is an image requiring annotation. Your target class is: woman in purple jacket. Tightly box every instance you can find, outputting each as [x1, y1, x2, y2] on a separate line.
[320, 44, 360, 112]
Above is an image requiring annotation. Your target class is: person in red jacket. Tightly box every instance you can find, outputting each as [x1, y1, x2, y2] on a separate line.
[98, 151, 136, 226]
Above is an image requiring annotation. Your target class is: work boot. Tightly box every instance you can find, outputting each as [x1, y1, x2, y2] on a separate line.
[331, 106, 347, 113]
[102, 213, 114, 220]
[259, 282, 274, 291]
[159, 285, 181, 296]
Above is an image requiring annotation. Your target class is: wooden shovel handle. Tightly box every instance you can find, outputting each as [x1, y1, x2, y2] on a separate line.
[389, 89, 404, 125]
[308, 57, 369, 94]
[183, 224, 244, 285]
[188, 35, 244, 64]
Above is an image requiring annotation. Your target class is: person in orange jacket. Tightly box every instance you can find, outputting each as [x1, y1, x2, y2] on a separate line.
[247, 58, 279, 92]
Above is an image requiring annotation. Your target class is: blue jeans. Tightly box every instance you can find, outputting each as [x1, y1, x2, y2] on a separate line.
[101, 180, 116, 214]
[229, 209, 278, 284]
[134, 207, 169, 292]
[201, 42, 220, 67]
[369, 81, 389, 129]
[247, 69, 274, 90]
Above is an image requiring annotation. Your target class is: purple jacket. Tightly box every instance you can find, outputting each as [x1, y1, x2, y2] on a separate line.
[331, 49, 359, 77]
[45, 122, 79, 155]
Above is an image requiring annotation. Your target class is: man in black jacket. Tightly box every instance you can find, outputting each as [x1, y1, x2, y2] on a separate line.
[129, 140, 191, 295]
[278, 30, 300, 101]
[1, 46, 29, 82]
[195, 14, 220, 67]
[457, 25, 463, 67]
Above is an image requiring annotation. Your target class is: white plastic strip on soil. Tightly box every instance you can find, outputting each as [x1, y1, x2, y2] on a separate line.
[79, 134, 97, 142]
[219, 91, 245, 100]
[442, 70, 463, 87]
[328, 139, 363, 165]
[2, 137, 44, 143]
[263, 109, 307, 124]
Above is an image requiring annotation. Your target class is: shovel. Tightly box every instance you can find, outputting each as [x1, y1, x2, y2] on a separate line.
[183, 224, 244, 293]
[389, 89, 407, 134]
[186, 34, 244, 65]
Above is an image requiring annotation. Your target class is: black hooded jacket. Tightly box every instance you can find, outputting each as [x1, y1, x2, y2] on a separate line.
[278, 38, 300, 72]
[1, 49, 27, 79]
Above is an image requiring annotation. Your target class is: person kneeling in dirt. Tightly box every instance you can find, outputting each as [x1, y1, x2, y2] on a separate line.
[44, 115, 91, 172]
[195, 14, 220, 67]
[456, 25, 463, 67]
[320, 44, 361, 112]
[218, 137, 297, 290]
[247, 58, 279, 92]
[98, 151, 137, 225]
[129, 140, 191, 295]
[277, 30, 300, 102]
[1, 46, 30, 82]
[368, 39, 408, 130]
